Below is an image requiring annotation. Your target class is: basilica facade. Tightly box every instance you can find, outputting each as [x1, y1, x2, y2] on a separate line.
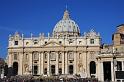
[7, 9, 124, 81]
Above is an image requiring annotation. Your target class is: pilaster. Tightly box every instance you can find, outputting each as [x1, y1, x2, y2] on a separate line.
[47, 52, 50, 76]
[74, 51, 77, 74]
[41, 52, 44, 75]
[62, 52, 65, 74]
[65, 52, 68, 74]
[56, 52, 59, 75]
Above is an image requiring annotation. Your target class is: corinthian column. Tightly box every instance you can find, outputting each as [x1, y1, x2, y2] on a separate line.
[74, 51, 77, 74]
[65, 52, 68, 74]
[62, 52, 65, 74]
[56, 52, 59, 75]
[41, 52, 44, 75]
[47, 52, 50, 76]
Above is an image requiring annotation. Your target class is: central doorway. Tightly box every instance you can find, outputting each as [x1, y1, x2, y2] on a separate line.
[103, 62, 111, 81]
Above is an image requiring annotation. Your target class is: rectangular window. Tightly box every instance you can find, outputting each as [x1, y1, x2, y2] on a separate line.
[59, 68, 62, 75]
[33, 52, 39, 60]
[50, 52, 56, 60]
[58, 53, 62, 60]
[14, 54, 17, 60]
[44, 68, 47, 75]
[14, 41, 18, 45]
[68, 52, 74, 60]
[90, 39, 94, 44]
[33, 66, 38, 75]
[117, 61, 122, 71]
[25, 54, 28, 60]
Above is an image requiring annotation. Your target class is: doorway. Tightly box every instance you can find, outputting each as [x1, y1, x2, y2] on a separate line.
[103, 62, 111, 81]
[13, 62, 18, 76]
[69, 65, 73, 74]
[51, 65, 55, 75]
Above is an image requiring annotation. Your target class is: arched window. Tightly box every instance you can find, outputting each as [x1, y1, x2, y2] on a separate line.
[90, 61, 96, 74]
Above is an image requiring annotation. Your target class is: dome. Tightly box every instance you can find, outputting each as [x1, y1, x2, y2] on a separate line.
[117, 24, 124, 34]
[52, 10, 80, 37]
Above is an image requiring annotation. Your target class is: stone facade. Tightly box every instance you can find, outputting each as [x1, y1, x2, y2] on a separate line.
[6, 9, 124, 81]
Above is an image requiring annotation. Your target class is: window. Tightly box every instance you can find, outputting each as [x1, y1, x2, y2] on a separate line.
[90, 39, 94, 44]
[90, 61, 96, 74]
[25, 54, 28, 60]
[33, 66, 38, 75]
[59, 41, 62, 44]
[58, 53, 62, 60]
[34, 39, 38, 45]
[45, 41, 47, 44]
[44, 53, 47, 59]
[34, 42, 38, 45]
[59, 61, 62, 63]
[26, 42, 29, 45]
[44, 68, 47, 75]
[14, 54, 17, 60]
[68, 52, 74, 60]
[69, 65, 73, 74]
[79, 41, 82, 44]
[51, 65, 55, 75]
[69, 61, 73, 63]
[50, 52, 56, 60]
[69, 39, 73, 44]
[117, 61, 122, 71]
[33, 52, 39, 60]
[14, 41, 18, 45]
[79, 53, 81, 59]
[59, 68, 62, 75]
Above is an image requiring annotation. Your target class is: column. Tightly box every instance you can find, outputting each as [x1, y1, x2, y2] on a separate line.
[96, 62, 98, 79]
[8, 54, 12, 67]
[86, 52, 90, 78]
[41, 52, 44, 75]
[74, 51, 77, 74]
[38, 52, 41, 75]
[122, 61, 124, 71]
[65, 52, 68, 74]
[18, 52, 23, 75]
[62, 52, 65, 74]
[56, 52, 59, 75]
[100, 61, 104, 81]
[29, 52, 32, 75]
[111, 61, 114, 81]
[47, 52, 50, 76]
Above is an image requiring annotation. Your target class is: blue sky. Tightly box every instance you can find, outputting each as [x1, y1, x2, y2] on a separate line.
[0, 0, 124, 58]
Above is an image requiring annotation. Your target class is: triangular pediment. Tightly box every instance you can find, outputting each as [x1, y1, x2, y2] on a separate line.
[42, 41, 63, 47]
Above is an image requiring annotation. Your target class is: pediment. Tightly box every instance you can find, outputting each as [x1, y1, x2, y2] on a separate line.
[42, 41, 63, 47]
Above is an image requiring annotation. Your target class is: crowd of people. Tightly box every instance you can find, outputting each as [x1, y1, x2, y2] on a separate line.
[0, 75, 98, 82]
